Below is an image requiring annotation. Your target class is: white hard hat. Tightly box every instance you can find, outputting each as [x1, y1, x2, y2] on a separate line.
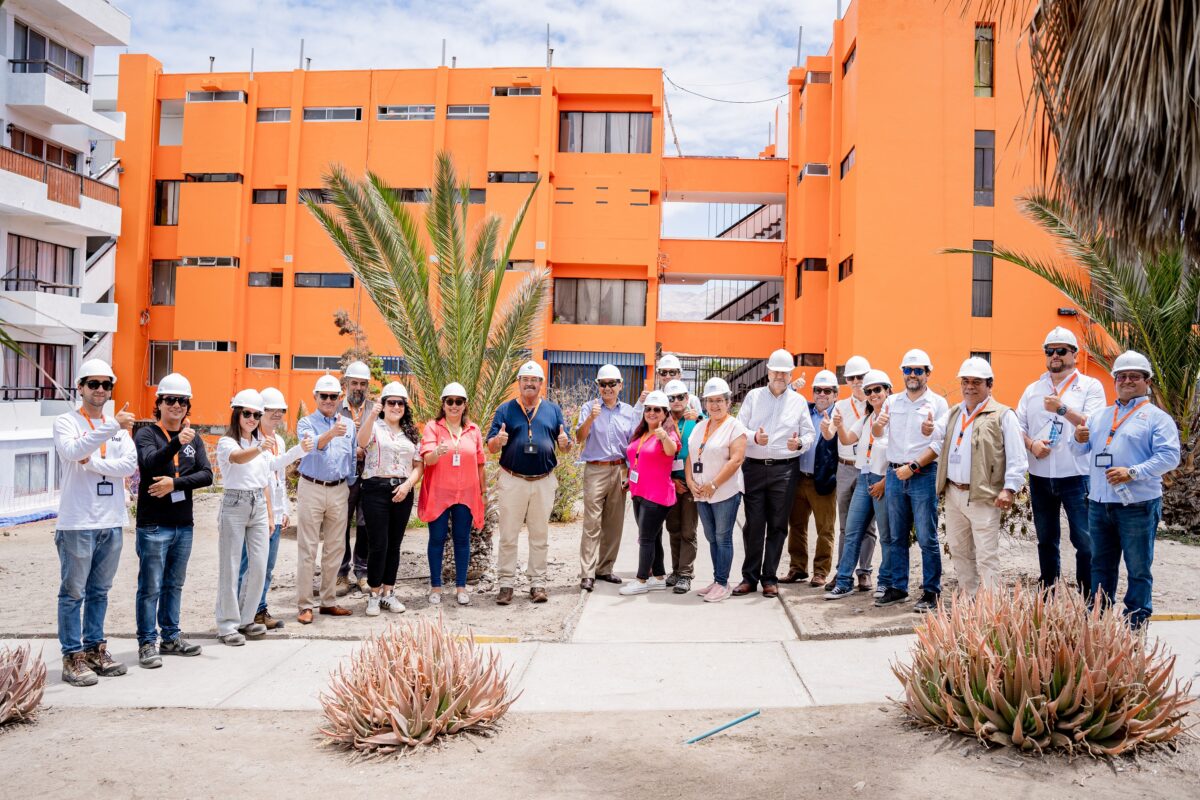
[156, 372, 192, 397]
[230, 389, 265, 412]
[260, 387, 287, 409]
[343, 360, 371, 380]
[78, 358, 116, 383]
[702, 377, 732, 398]
[844, 355, 871, 378]
[596, 364, 622, 382]
[957, 357, 994, 380]
[862, 369, 891, 389]
[812, 369, 839, 388]
[663, 379, 688, 396]
[517, 361, 545, 380]
[380, 381, 409, 401]
[1043, 327, 1079, 350]
[900, 349, 933, 370]
[1110, 350, 1153, 379]
[656, 354, 682, 371]
[766, 349, 795, 372]
[644, 390, 670, 408]
[441, 382, 468, 399]
[314, 373, 342, 394]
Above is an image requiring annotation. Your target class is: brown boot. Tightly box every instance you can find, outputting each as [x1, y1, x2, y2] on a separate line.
[530, 586, 548, 603]
[496, 587, 514, 606]
[62, 652, 98, 687]
[85, 643, 127, 677]
[255, 609, 284, 630]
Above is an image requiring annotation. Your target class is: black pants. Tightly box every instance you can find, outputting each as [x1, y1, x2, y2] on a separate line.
[740, 459, 798, 588]
[339, 476, 368, 577]
[359, 477, 414, 588]
[633, 496, 671, 581]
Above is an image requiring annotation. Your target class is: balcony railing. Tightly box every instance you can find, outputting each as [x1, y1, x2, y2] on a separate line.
[0, 385, 77, 401]
[1, 277, 80, 297]
[0, 146, 119, 207]
[9, 59, 89, 92]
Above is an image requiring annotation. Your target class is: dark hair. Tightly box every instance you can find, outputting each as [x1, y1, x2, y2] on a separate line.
[227, 407, 261, 442]
[378, 398, 419, 443]
[631, 406, 678, 441]
[866, 385, 891, 414]
[435, 396, 471, 426]
[153, 396, 192, 421]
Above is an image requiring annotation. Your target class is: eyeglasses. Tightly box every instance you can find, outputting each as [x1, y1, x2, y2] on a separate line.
[597, 380, 620, 388]
[383, 399, 407, 407]
[667, 393, 687, 402]
[813, 387, 837, 395]
[1044, 347, 1074, 357]
[901, 367, 927, 377]
[645, 406, 666, 414]
[317, 392, 339, 401]
[657, 369, 680, 377]
[159, 395, 187, 406]
[1114, 373, 1146, 383]
[864, 386, 889, 395]
[241, 410, 263, 420]
[84, 379, 114, 391]
[846, 374, 865, 382]
[443, 397, 466, 406]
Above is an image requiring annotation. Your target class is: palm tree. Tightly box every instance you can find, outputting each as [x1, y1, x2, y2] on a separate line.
[306, 151, 548, 575]
[945, 194, 1200, 529]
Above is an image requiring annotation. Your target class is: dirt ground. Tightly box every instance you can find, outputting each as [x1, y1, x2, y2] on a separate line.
[0, 704, 1195, 799]
[0, 492, 587, 642]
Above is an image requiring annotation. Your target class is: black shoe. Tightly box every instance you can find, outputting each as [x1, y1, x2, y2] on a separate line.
[913, 591, 941, 614]
[874, 588, 909, 607]
[596, 573, 623, 585]
[673, 576, 691, 594]
[580, 578, 595, 592]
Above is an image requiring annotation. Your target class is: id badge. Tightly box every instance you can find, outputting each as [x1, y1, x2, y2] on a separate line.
[672, 458, 685, 472]
[96, 480, 114, 497]
[523, 443, 537, 455]
[948, 453, 962, 465]
[629, 470, 639, 484]
[1094, 452, 1114, 468]
[169, 490, 186, 503]
[451, 453, 461, 467]
[692, 462, 703, 475]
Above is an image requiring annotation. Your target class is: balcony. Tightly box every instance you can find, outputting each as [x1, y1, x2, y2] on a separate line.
[0, 147, 120, 236]
[6, 68, 125, 139]
[0, 287, 118, 334]
[22, 0, 131, 47]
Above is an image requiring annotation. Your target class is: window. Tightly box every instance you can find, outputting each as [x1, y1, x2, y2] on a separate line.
[9, 128, 79, 171]
[12, 21, 86, 91]
[839, 147, 856, 179]
[180, 256, 238, 267]
[806, 71, 832, 84]
[391, 188, 485, 204]
[558, 112, 653, 154]
[974, 130, 995, 206]
[798, 353, 824, 367]
[252, 189, 287, 204]
[447, 104, 489, 119]
[797, 163, 830, 184]
[802, 258, 828, 271]
[256, 107, 291, 122]
[298, 188, 334, 204]
[148, 341, 177, 385]
[14, 453, 48, 497]
[379, 356, 411, 374]
[552, 278, 647, 326]
[488, 171, 538, 183]
[184, 173, 242, 183]
[302, 106, 362, 121]
[838, 255, 854, 281]
[975, 25, 995, 97]
[377, 105, 435, 120]
[2, 341, 72, 400]
[246, 354, 280, 370]
[151, 260, 178, 305]
[972, 239, 994, 318]
[4, 234, 76, 295]
[186, 90, 246, 103]
[842, 45, 856, 76]
[493, 86, 541, 96]
[154, 180, 180, 225]
[295, 272, 354, 288]
[178, 340, 236, 352]
[507, 260, 535, 271]
[292, 355, 343, 371]
[158, 99, 184, 145]
[971, 351, 992, 363]
[795, 263, 803, 298]
[248, 271, 284, 287]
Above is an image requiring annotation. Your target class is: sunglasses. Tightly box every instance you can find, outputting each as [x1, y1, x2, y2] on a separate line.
[598, 380, 620, 388]
[864, 385, 889, 395]
[1044, 347, 1074, 357]
[846, 374, 865, 382]
[84, 380, 114, 391]
[645, 406, 666, 414]
[1114, 373, 1146, 383]
[241, 409, 263, 420]
[159, 395, 188, 406]
[443, 397, 466, 406]
[317, 392, 339, 401]
[667, 393, 687, 402]
[901, 367, 927, 377]
[384, 398, 407, 407]
[813, 387, 837, 395]
[657, 369, 680, 377]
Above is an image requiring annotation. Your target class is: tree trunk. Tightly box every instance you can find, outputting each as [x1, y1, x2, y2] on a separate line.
[1161, 431, 1199, 533]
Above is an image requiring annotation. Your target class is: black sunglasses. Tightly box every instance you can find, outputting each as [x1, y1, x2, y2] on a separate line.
[864, 385, 889, 395]
[443, 397, 466, 406]
[241, 409, 263, 420]
[1044, 347, 1074, 357]
[598, 380, 620, 388]
[317, 392, 339, 401]
[657, 369, 680, 377]
[813, 387, 837, 395]
[901, 367, 927, 376]
[84, 379, 114, 391]
[159, 395, 188, 406]
[667, 393, 687, 402]
[645, 406, 666, 414]
[384, 398, 407, 407]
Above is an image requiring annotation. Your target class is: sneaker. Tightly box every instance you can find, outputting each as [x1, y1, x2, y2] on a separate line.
[696, 582, 718, 597]
[703, 584, 731, 603]
[85, 644, 126, 677]
[237, 622, 267, 639]
[665, 573, 679, 587]
[220, 632, 246, 646]
[619, 580, 650, 596]
[138, 642, 162, 669]
[645, 576, 668, 592]
[874, 588, 910, 607]
[62, 652, 98, 686]
[335, 575, 351, 597]
[379, 593, 406, 614]
[365, 595, 381, 616]
[428, 591, 442, 605]
[456, 590, 470, 606]
[874, 585, 886, 600]
[673, 576, 692, 594]
[254, 609, 284, 630]
[824, 585, 854, 601]
[159, 637, 202, 656]
[913, 591, 941, 614]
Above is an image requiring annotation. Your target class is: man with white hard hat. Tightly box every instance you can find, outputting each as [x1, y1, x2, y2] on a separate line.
[575, 364, 639, 591]
[336, 360, 372, 597]
[870, 348, 949, 612]
[1015, 327, 1106, 592]
[663, 378, 702, 593]
[294, 372, 357, 624]
[1071, 350, 1180, 629]
[825, 355, 877, 591]
[637, 353, 702, 417]
[132, 372, 213, 669]
[487, 360, 572, 604]
[733, 349, 815, 598]
[783, 369, 840, 588]
[52, 359, 137, 686]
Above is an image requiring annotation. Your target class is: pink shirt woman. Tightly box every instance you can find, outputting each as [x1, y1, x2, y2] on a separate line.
[625, 430, 680, 507]
[417, 418, 486, 526]
[619, 391, 681, 595]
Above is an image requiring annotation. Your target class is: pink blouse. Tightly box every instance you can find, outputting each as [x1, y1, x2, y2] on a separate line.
[417, 419, 486, 526]
[625, 429, 680, 507]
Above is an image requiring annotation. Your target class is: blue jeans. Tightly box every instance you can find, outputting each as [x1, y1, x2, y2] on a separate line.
[1088, 498, 1160, 628]
[698, 493, 741, 586]
[884, 466, 941, 595]
[835, 473, 891, 591]
[1029, 474, 1092, 592]
[55, 527, 122, 656]
[136, 525, 193, 646]
[428, 504, 472, 588]
[239, 523, 281, 614]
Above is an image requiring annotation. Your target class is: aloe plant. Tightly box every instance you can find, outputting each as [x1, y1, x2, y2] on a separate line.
[0, 645, 46, 726]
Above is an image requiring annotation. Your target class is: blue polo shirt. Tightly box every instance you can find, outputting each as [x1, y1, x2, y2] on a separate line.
[488, 398, 568, 476]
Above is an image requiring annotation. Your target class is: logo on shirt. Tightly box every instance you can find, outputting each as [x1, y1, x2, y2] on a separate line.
[183, 444, 196, 458]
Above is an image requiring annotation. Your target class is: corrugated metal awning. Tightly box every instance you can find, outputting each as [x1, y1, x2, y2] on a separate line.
[543, 350, 645, 367]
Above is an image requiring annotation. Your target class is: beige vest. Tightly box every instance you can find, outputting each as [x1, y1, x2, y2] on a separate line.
[935, 397, 1011, 504]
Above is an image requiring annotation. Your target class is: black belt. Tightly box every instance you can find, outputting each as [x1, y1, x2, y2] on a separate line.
[745, 457, 797, 466]
[365, 476, 406, 486]
[501, 466, 552, 481]
[889, 461, 937, 470]
[301, 474, 346, 487]
[799, 471, 815, 479]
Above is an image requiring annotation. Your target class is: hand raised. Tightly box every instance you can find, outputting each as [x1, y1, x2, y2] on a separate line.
[494, 422, 509, 447]
[178, 417, 195, 446]
[755, 426, 768, 445]
[116, 402, 135, 432]
[921, 410, 934, 437]
[301, 435, 315, 453]
[1074, 417, 1090, 443]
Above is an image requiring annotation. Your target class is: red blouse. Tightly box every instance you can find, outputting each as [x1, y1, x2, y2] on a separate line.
[417, 419, 486, 526]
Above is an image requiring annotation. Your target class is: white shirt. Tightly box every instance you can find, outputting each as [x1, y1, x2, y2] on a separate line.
[687, 416, 749, 504]
[881, 389, 950, 464]
[932, 401, 1028, 492]
[53, 410, 137, 531]
[266, 432, 304, 525]
[362, 420, 419, 479]
[217, 436, 273, 491]
[834, 396, 868, 461]
[737, 386, 814, 460]
[1015, 369, 1107, 478]
[849, 413, 889, 476]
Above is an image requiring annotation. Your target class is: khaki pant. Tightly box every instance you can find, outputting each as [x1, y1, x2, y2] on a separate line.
[579, 463, 627, 579]
[945, 485, 1002, 596]
[497, 469, 557, 589]
[296, 479, 349, 610]
[665, 487, 699, 578]
[787, 475, 837, 577]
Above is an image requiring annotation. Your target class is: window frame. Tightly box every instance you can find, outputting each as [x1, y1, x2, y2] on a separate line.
[247, 271, 284, 287]
[291, 355, 344, 371]
[252, 189, 287, 204]
[839, 147, 856, 179]
[975, 25, 995, 97]
[558, 111, 654, 154]
[185, 90, 247, 103]
[148, 341, 177, 385]
[837, 255, 854, 282]
[150, 260, 178, 305]
[446, 104, 490, 120]
[376, 104, 436, 121]
[552, 277, 647, 326]
[245, 353, 281, 370]
[13, 451, 49, 497]
[492, 86, 541, 96]
[154, 180, 180, 226]
[974, 129, 995, 206]
[972, 239, 994, 318]
[302, 106, 363, 122]
[256, 107, 291, 122]
[294, 272, 354, 289]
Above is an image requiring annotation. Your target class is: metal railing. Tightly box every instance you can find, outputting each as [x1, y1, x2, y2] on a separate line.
[0, 146, 119, 207]
[9, 59, 89, 92]
[1, 277, 80, 297]
[0, 385, 77, 401]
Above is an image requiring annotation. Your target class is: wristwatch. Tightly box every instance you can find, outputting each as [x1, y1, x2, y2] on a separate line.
[1127, 467, 1138, 480]
[908, 461, 921, 474]
[1056, 405, 1068, 417]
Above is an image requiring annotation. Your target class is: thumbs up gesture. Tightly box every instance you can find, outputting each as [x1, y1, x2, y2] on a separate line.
[1074, 416, 1090, 443]
[921, 410, 935, 437]
[332, 418, 348, 437]
[654, 425, 669, 443]
[369, 400, 382, 418]
[787, 430, 802, 451]
[821, 410, 837, 437]
[301, 434, 315, 453]
[790, 372, 807, 392]
[494, 422, 509, 447]
[116, 401, 135, 431]
[590, 400, 602, 420]
[178, 417, 195, 445]
[557, 424, 570, 449]
[755, 426, 768, 445]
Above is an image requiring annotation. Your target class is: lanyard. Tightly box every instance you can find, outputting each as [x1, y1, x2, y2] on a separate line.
[521, 399, 541, 441]
[347, 403, 366, 427]
[1047, 371, 1078, 398]
[80, 411, 107, 458]
[955, 403, 987, 449]
[633, 432, 654, 467]
[444, 422, 465, 452]
[866, 412, 879, 459]
[156, 424, 181, 477]
[846, 398, 862, 420]
[699, 416, 729, 455]
[1105, 400, 1149, 448]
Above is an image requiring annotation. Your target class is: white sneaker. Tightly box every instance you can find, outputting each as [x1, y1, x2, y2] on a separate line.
[428, 591, 442, 605]
[365, 595, 381, 616]
[456, 590, 470, 606]
[645, 576, 668, 591]
[619, 580, 650, 596]
[379, 593, 406, 614]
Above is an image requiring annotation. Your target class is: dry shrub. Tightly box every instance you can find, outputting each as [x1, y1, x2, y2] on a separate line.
[892, 585, 1194, 755]
[0, 645, 46, 726]
[320, 618, 517, 752]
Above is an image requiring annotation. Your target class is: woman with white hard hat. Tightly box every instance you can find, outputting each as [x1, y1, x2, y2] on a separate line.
[215, 389, 274, 646]
[418, 382, 485, 606]
[618, 390, 681, 596]
[355, 381, 424, 616]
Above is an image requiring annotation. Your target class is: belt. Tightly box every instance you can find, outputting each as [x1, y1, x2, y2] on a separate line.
[301, 474, 346, 487]
[587, 459, 624, 467]
[502, 466, 552, 482]
[799, 471, 815, 479]
[948, 480, 971, 492]
[745, 457, 797, 466]
[365, 476, 407, 486]
[839, 458, 856, 467]
[888, 461, 937, 470]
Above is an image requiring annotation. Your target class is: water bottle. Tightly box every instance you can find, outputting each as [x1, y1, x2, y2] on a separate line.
[1114, 481, 1134, 506]
[1046, 424, 1060, 447]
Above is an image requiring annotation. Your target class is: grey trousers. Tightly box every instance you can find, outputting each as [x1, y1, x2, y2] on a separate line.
[835, 461, 875, 576]
[216, 489, 269, 636]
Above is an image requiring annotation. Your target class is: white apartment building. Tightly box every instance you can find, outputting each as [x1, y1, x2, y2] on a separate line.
[0, 0, 128, 523]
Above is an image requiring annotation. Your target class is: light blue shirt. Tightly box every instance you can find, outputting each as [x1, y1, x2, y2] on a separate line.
[577, 399, 639, 462]
[797, 405, 825, 473]
[1070, 396, 1180, 503]
[297, 411, 357, 483]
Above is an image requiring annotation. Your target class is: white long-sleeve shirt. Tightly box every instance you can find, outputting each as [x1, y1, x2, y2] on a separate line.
[737, 386, 814, 460]
[880, 389, 950, 463]
[53, 410, 137, 531]
[932, 402, 1028, 492]
[267, 433, 305, 525]
[1015, 369, 1107, 478]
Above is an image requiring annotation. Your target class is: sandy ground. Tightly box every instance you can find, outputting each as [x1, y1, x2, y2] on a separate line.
[0, 705, 1196, 799]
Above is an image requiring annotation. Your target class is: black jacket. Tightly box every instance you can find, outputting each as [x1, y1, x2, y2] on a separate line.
[134, 424, 214, 527]
[807, 402, 839, 496]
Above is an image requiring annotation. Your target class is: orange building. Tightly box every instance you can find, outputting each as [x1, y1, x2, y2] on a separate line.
[111, 0, 1103, 426]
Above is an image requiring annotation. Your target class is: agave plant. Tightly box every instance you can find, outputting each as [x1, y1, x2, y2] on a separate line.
[320, 618, 518, 752]
[0, 645, 46, 726]
[893, 585, 1194, 755]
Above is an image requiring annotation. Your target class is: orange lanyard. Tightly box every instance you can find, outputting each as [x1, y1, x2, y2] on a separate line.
[156, 424, 181, 477]
[699, 416, 728, 455]
[866, 413, 878, 459]
[521, 400, 541, 441]
[80, 411, 107, 458]
[954, 403, 987, 448]
[633, 432, 653, 467]
[348, 404, 366, 427]
[444, 423, 465, 452]
[1047, 371, 1078, 398]
[846, 398, 862, 420]
[1105, 401, 1149, 448]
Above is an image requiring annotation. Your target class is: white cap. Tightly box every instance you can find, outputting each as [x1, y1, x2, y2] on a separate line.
[702, 377, 731, 398]
[1111, 350, 1153, 378]
[343, 360, 371, 380]
[957, 357, 994, 380]
[596, 364, 622, 382]
[441, 382, 468, 399]
[380, 381, 409, 401]
[663, 379, 688, 396]
[1043, 327, 1079, 350]
[862, 369, 891, 389]
[766, 349, 795, 372]
[656, 354, 682, 371]
[155, 372, 192, 397]
[260, 387, 287, 409]
[900, 349, 933, 370]
[844, 355, 871, 378]
[231, 389, 265, 412]
[78, 358, 116, 383]
[314, 373, 342, 394]
[812, 369, 839, 388]
[644, 390, 670, 408]
[518, 361, 545, 380]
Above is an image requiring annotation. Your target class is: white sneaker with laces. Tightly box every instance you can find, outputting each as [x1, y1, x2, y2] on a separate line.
[428, 591, 442, 605]
[379, 593, 406, 614]
[366, 595, 381, 616]
[619, 580, 650, 596]
[645, 576, 668, 591]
